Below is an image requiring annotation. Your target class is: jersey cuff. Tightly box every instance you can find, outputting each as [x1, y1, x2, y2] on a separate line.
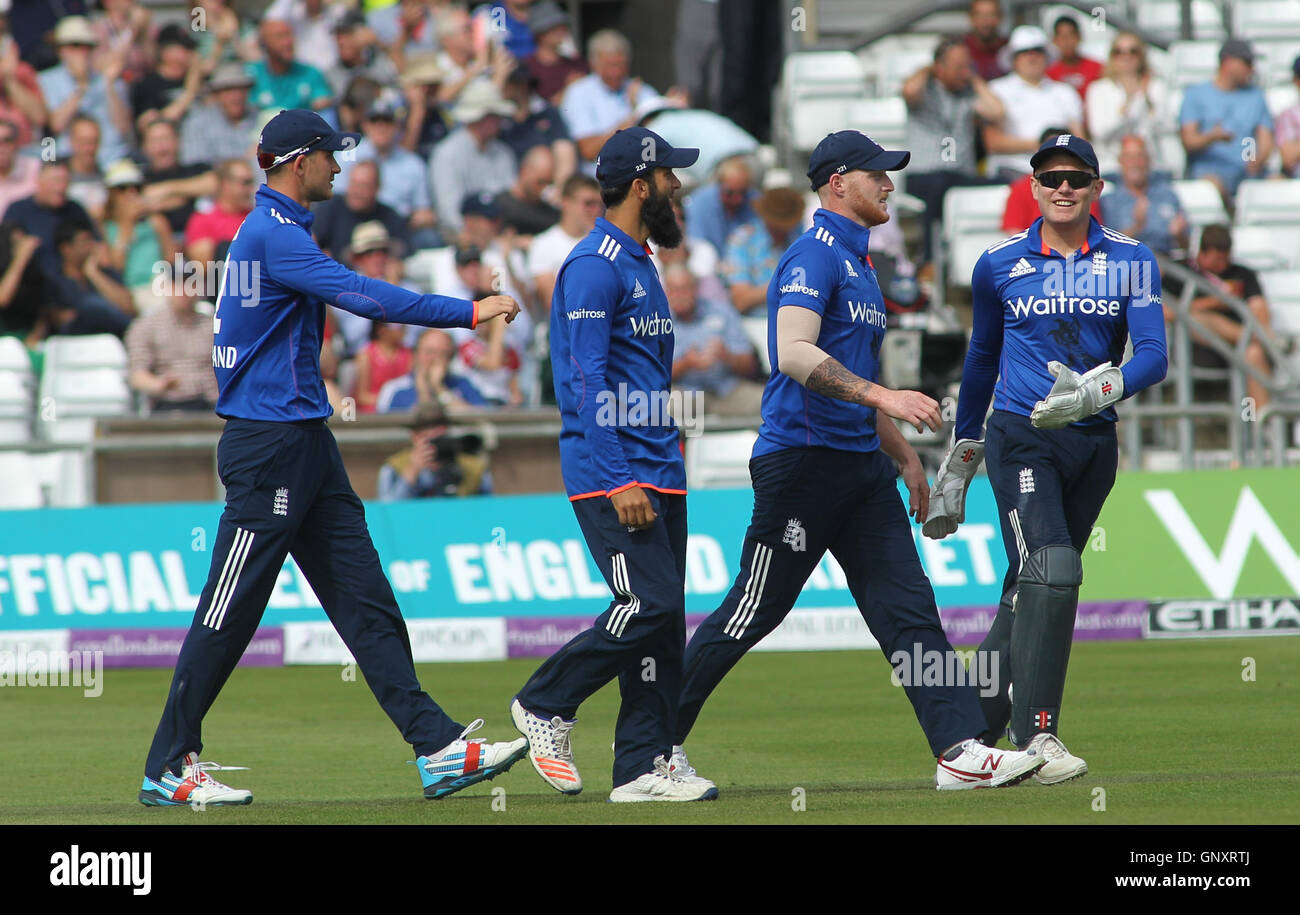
[470, 300, 479, 329]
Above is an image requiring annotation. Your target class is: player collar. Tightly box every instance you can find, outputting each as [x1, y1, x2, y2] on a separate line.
[1028, 215, 1105, 259]
[256, 185, 315, 231]
[594, 217, 649, 259]
[812, 208, 872, 259]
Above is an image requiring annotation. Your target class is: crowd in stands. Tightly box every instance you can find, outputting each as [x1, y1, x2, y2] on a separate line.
[0, 0, 776, 434]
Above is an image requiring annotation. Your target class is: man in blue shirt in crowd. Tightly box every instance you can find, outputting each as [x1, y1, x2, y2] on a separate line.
[926, 134, 1167, 783]
[139, 109, 526, 808]
[508, 127, 721, 802]
[672, 131, 1047, 790]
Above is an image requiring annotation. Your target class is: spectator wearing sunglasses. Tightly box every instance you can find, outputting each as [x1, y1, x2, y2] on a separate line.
[1085, 32, 1171, 176]
[1002, 128, 1101, 232]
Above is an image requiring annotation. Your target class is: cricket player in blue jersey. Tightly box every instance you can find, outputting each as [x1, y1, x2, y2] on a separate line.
[672, 131, 1046, 790]
[924, 134, 1168, 783]
[139, 109, 527, 807]
[509, 127, 719, 802]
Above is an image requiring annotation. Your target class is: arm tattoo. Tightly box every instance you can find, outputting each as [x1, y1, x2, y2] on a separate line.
[805, 356, 875, 406]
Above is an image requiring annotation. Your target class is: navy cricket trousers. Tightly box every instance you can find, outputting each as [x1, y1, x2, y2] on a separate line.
[144, 419, 464, 779]
[976, 410, 1118, 740]
[677, 447, 988, 756]
[517, 489, 687, 787]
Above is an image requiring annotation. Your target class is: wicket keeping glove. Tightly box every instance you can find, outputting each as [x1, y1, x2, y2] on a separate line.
[1030, 361, 1125, 429]
[922, 437, 985, 540]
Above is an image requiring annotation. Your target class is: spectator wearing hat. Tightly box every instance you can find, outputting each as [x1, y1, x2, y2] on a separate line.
[684, 155, 759, 257]
[984, 25, 1084, 181]
[139, 118, 218, 239]
[102, 159, 177, 308]
[1046, 15, 1102, 101]
[378, 400, 490, 500]
[130, 22, 203, 127]
[264, 0, 346, 74]
[376, 326, 486, 413]
[527, 172, 600, 308]
[398, 53, 452, 158]
[49, 219, 134, 337]
[330, 220, 419, 357]
[184, 157, 255, 265]
[1276, 57, 1300, 178]
[429, 81, 517, 234]
[327, 9, 400, 98]
[1085, 32, 1172, 176]
[180, 62, 261, 171]
[5, 161, 96, 281]
[523, 1, 587, 104]
[561, 29, 688, 167]
[963, 0, 1008, 81]
[248, 18, 333, 113]
[665, 262, 762, 416]
[443, 244, 524, 407]
[1001, 127, 1101, 231]
[336, 88, 440, 250]
[310, 159, 410, 260]
[0, 7, 47, 150]
[1099, 135, 1188, 256]
[499, 63, 576, 184]
[38, 16, 132, 170]
[1180, 40, 1275, 205]
[903, 35, 1006, 265]
[721, 185, 804, 314]
[0, 116, 37, 220]
[495, 144, 560, 235]
[126, 260, 219, 412]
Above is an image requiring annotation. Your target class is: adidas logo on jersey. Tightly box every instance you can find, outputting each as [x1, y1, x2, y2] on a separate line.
[632, 278, 647, 298]
[844, 259, 859, 278]
[1009, 257, 1035, 278]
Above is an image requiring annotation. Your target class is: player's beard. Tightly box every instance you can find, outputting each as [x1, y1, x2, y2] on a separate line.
[644, 181, 683, 249]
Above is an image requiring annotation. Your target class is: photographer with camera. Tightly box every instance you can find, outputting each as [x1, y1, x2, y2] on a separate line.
[378, 401, 490, 500]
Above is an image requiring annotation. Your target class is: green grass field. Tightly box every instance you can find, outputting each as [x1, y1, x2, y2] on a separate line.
[3, 637, 1296, 825]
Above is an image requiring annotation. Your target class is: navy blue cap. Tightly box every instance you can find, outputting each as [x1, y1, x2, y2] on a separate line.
[256, 109, 360, 170]
[1029, 133, 1100, 174]
[460, 190, 502, 219]
[807, 131, 909, 190]
[594, 127, 699, 190]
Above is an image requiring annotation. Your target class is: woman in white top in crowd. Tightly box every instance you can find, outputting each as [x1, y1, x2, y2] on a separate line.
[1085, 32, 1172, 176]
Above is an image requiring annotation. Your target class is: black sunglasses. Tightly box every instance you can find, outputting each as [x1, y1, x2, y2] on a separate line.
[1035, 169, 1096, 189]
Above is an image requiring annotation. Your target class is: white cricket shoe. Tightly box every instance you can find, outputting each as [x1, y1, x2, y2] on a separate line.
[1026, 733, 1088, 785]
[609, 755, 719, 802]
[510, 698, 582, 794]
[935, 738, 1045, 790]
[139, 752, 252, 807]
[416, 719, 529, 799]
[669, 744, 716, 788]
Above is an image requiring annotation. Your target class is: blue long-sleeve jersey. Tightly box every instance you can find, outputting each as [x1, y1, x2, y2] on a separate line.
[955, 217, 1168, 440]
[754, 208, 888, 456]
[550, 217, 685, 500]
[212, 185, 477, 421]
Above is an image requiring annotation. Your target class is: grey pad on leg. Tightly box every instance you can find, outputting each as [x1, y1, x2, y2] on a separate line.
[1009, 545, 1082, 747]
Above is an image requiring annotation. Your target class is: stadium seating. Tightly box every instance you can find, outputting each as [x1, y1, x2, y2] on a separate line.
[1135, 0, 1226, 41]
[685, 429, 758, 489]
[948, 231, 1007, 288]
[1171, 178, 1229, 229]
[0, 369, 32, 445]
[777, 51, 870, 154]
[1167, 40, 1223, 88]
[1234, 179, 1300, 226]
[36, 336, 133, 444]
[1254, 41, 1300, 91]
[0, 452, 45, 509]
[42, 334, 128, 373]
[1256, 269, 1300, 336]
[1226, 225, 1300, 270]
[1233, 0, 1300, 39]
[740, 316, 771, 375]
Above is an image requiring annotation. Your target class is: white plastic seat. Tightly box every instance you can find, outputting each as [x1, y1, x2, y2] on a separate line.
[1227, 225, 1300, 270]
[740, 316, 770, 375]
[0, 452, 44, 509]
[685, 430, 759, 490]
[1136, 0, 1226, 40]
[1235, 179, 1300, 226]
[1234, 0, 1300, 39]
[0, 336, 31, 373]
[1168, 40, 1224, 88]
[949, 231, 1010, 288]
[42, 334, 128, 372]
[942, 185, 1011, 251]
[37, 367, 132, 443]
[1172, 178, 1230, 228]
[1257, 270, 1300, 335]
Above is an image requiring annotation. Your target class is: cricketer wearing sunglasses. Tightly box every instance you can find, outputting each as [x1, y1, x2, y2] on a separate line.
[923, 134, 1167, 783]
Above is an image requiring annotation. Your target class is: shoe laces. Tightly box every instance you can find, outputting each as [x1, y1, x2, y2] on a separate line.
[670, 746, 695, 778]
[183, 758, 247, 789]
[651, 755, 683, 783]
[1033, 734, 1067, 760]
[457, 718, 486, 746]
[549, 716, 575, 761]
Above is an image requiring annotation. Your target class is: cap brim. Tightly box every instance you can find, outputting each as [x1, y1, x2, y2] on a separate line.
[661, 147, 700, 170]
[317, 131, 363, 152]
[865, 149, 910, 171]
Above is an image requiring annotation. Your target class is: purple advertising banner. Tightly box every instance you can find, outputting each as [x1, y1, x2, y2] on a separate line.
[68, 627, 284, 668]
[504, 601, 1149, 658]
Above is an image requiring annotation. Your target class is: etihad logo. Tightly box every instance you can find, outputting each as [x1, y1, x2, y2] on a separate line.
[780, 282, 820, 298]
[632, 278, 647, 298]
[1006, 295, 1121, 318]
[566, 308, 606, 320]
[1009, 257, 1035, 278]
[629, 313, 673, 336]
[847, 300, 887, 327]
